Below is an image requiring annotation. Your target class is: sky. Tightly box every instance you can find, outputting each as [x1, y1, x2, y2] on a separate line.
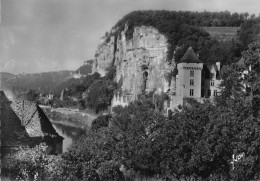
[0, 0, 259, 74]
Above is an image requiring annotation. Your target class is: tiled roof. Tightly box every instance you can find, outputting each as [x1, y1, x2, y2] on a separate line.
[1, 91, 62, 148]
[1, 91, 33, 147]
[179, 47, 202, 63]
[11, 101, 62, 139]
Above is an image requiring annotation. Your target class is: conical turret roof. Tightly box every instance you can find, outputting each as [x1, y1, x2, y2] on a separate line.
[179, 47, 202, 63]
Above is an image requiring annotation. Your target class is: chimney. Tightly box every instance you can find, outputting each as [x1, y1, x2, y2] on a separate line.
[216, 62, 221, 71]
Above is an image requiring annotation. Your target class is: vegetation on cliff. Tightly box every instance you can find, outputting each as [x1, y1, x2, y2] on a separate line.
[43, 11, 260, 114]
[74, 59, 93, 75]
[51, 66, 117, 113]
[103, 10, 260, 65]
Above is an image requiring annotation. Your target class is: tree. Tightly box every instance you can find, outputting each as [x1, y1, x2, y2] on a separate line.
[110, 99, 167, 177]
[213, 42, 260, 180]
[85, 79, 117, 113]
[238, 19, 260, 48]
[2, 144, 50, 181]
[91, 114, 111, 131]
[59, 129, 123, 181]
[241, 41, 260, 118]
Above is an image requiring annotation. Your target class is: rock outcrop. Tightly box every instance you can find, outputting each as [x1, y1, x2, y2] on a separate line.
[93, 25, 175, 95]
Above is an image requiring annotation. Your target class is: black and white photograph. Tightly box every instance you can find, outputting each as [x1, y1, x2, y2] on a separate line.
[0, 0, 260, 180]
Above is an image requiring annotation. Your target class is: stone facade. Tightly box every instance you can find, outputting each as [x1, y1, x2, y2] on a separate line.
[165, 47, 223, 113]
[111, 92, 137, 110]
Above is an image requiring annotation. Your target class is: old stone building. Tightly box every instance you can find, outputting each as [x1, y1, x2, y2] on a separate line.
[0, 90, 63, 157]
[165, 47, 223, 113]
[92, 25, 225, 112]
[111, 47, 224, 112]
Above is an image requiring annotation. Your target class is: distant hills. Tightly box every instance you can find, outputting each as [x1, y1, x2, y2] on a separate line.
[1, 60, 93, 95]
[0, 72, 16, 82]
[1, 70, 72, 94]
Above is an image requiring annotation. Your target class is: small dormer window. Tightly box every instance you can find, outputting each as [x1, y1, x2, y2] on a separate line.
[190, 70, 194, 77]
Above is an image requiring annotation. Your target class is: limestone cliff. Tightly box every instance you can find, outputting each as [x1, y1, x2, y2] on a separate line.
[93, 25, 175, 95]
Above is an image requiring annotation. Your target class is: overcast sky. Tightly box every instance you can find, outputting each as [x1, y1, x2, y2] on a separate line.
[0, 0, 259, 74]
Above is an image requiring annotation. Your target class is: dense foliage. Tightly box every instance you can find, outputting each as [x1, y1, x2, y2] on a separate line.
[102, 11, 260, 66]
[2, 144, 50, 180]
[52, 66, 117, 113]
[112, 10, 248, 39]
[238, 19, 260, 49]
[91, 114, 111, 131]
[104, 10, 252, 64]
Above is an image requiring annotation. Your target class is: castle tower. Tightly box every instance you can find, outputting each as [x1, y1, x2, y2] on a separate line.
[174, 47, 203, 107]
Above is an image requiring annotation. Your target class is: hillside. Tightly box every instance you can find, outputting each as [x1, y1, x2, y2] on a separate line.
[102, 10, 247, 63]
[92, 10, 247, 97]
[74, 60, 93, 75]
[202, 26, 239, 41]
[2, 70, 72, 94]
[0, 72, 16, 82]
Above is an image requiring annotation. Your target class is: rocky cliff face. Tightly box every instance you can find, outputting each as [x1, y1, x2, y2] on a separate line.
[93, 25, 175, 95]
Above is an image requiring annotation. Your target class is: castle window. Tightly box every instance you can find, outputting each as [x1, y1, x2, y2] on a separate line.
[190, 70, 194, 77]
[190, 89, 194, 96]
[208, 89, 211, 97]
[210, 73, 215, 79]
[214, 90, 218, 96]
[190, 79, 194, 86]
[201, 89, 205, 97]
[210, 81, 214, 86]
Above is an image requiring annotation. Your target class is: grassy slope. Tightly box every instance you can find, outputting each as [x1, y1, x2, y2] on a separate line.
[202, 26, 239, 38]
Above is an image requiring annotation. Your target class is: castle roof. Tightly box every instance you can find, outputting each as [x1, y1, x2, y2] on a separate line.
[179, 47, 202, 64]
